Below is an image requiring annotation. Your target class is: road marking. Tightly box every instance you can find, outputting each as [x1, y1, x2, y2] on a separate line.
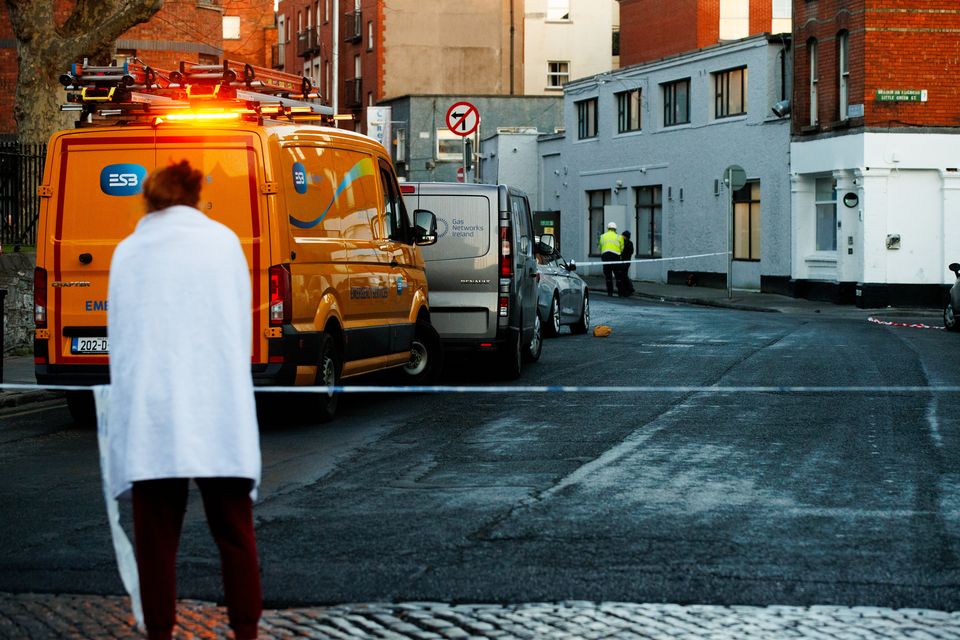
[0, 400, 66, 419]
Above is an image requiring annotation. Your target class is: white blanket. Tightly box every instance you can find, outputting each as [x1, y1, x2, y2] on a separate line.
[106, 205, 261, 500]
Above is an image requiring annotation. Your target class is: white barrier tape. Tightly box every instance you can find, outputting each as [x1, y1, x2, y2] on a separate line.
[6, 383, 960, 394]
[575, 251, 730, 267]
[868, 316, 944, 330]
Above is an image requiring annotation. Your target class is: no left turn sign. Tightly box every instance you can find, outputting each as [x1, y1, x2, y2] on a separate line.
[446, 101, 480, 137]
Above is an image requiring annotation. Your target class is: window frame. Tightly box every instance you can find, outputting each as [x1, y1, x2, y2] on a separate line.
[814, 176, 837, 252]
[222, 15, 241, 40]
[587, 190, 610, 257]
[838, 30, 849, 122]
[732, 181, 761, 261]
[546, 0, 571, 22]
[662, 78, 690, 127]
[714, 66, 747, 118]
[808, 39, 819, 126]
[576, 98, 598, 140]
[547, 61, 569, 90]
[616, 88, 642, 133]
[435, 128, 463, 162]
[635, 185, 662, 259]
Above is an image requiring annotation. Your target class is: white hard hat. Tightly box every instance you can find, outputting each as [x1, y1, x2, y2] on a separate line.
[607, 222, 617, 230]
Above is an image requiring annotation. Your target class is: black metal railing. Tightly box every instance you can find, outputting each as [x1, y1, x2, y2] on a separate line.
[0, 140, 46, 248]
[297, 28, 320, 57]
[345, 78, 362, 107]
[344, 10, 362, 42]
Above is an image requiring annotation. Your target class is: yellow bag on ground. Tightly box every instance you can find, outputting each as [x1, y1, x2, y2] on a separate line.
[593, 325, 613, 337]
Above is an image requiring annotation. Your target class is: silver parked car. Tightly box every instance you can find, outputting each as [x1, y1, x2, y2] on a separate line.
[536, 238, 590, 337]
[945, 262, 960, 331]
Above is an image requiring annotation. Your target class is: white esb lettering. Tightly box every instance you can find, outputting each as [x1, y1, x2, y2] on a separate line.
[108, 173, 139, 187]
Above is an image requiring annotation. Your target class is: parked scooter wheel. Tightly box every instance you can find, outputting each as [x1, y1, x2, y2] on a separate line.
[945, 301, 960, 332]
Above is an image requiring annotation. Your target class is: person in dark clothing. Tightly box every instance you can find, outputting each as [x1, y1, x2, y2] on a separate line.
[616, 230, 635, 297]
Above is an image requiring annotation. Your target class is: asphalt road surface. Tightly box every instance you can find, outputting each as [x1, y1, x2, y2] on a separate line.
[3, 296, 960, 612]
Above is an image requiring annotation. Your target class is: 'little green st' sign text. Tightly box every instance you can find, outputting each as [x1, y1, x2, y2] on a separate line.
[875, 89, 928, 102]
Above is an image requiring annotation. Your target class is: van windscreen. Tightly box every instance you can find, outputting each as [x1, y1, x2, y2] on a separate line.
[417, 194, 491, 261]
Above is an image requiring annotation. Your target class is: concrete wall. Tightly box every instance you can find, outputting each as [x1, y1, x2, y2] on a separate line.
[383, 94, 562, 183]
[791, 132, 960, 295]
[481, 131, 542, 204]
[545, 34, 792, 291]
[522, 0, 619, 94]
[0, 252, 34, 354]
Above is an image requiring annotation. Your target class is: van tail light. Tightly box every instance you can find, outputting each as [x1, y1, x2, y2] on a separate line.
[34, 267, 47, 328]
[268, 264, 291, 326]
[499, 225, 513, 278]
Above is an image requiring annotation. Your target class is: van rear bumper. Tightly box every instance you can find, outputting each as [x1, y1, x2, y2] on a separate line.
[35, 364, 111, 387]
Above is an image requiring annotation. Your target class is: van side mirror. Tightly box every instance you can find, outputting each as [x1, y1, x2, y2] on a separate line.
[950, 262, 960, 277]
[538, 233, 556, 253]
[414, 209, 437, 246]
[567, 260, 577, 272]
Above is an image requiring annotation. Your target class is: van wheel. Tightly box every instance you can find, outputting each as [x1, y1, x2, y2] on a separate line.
[544, 293, 561, 338]
[314, 333, 341, 422]
[403, 321, 443, 384]
[524, 311, 542, 363]
[571, 293, 590, 334]
[500, 324, 523, 380]
[66, 390, 96, 428]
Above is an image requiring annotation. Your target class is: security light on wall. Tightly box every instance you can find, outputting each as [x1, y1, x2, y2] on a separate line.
[772, 99, 791, 118]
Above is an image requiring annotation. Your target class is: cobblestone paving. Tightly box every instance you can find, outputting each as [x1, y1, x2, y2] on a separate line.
[3, 594, 960, 639]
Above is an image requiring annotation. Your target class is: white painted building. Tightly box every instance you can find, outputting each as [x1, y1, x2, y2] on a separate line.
[790, 135, 960, 307]
[540, 33, 793, 292]
[523, 0, 619, 95]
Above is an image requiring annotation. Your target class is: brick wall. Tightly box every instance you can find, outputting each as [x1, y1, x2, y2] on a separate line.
[793, 0, 960, 135]
[0, 0, 226, 135]
[619, 0, 776, 66]
[0, 252, 35, 354]
[222, 0, 275, 68]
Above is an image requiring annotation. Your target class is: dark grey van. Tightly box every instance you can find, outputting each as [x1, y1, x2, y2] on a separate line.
[401, 182, 542, 379]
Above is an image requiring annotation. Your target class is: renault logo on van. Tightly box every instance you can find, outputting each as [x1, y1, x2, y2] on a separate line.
[100, 164, 147, 196]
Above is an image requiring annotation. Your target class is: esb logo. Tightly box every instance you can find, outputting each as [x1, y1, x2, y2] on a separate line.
[100, 164, 147, 196]
[292, 162, 307, 194]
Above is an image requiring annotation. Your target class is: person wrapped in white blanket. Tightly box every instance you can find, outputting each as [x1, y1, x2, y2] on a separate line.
[106, 159, 262, 640]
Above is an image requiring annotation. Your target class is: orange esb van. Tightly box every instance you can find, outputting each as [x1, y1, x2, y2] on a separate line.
[34, 61, 439, 423]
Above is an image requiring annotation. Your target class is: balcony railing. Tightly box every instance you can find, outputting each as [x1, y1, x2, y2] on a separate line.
[271, 43, 285, 69]
[297, 28, 320, 57]
[344, 10, 362, 42]
[345, 78, 362, 107]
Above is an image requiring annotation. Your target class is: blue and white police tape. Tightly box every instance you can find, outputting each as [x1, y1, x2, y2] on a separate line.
[6, 382, 960, 394]
[575, 251, 729, 267]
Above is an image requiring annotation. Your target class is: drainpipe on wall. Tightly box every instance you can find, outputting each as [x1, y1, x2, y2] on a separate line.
[333, 0, 340, 117]
[509, 0, 515, 95]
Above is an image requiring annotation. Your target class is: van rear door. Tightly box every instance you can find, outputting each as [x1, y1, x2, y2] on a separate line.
[413, 188, 496, 340]
[45, 131, 156, 367]
[155, 131, 269, 365]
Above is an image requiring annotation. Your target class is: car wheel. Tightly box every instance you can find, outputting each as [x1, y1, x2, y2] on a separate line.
[945, 301, 960, 332]
[544, 293, 560, 338]
[499, 322, 523, 380]
[524, 311, 543, 363]
[571, 293, 590, 334]
[402, 320, 443, 384]
[66, 390, 96, 428]
[314, 332, 341, 422]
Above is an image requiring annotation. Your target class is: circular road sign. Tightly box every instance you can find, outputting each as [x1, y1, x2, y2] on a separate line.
[446, 101, 480, 137]
[456, 166, 465, 183]
[724, 164, 747, 191]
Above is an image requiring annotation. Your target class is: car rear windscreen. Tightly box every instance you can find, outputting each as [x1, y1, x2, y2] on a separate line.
[416, 194, 491, 261]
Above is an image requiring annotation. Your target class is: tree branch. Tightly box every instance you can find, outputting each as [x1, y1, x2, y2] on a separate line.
[60, 0, 165, 58]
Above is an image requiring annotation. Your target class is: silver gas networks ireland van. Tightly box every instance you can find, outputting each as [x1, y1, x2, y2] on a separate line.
[400, 182, 542, 379]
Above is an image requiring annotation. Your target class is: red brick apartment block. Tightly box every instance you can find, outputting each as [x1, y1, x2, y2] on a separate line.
[793, 0, 960, 136]
[0, 0, 227, 135]
[618, 0, 779, 66]
[223, 0, 277, 69]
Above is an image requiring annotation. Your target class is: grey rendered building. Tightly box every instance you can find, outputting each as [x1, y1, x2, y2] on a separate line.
[541, 33, 793, 292]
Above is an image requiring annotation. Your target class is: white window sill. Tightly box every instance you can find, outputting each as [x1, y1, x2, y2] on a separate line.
[804, 251, 837, 266]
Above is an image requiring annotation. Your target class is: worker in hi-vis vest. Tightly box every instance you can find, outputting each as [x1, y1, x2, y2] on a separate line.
[597, 221, 624, 296]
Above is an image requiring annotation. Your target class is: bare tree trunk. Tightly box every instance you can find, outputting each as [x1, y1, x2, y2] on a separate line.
[4, 0, 165, 144]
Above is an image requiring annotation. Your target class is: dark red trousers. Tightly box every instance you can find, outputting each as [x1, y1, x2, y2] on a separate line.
[132, 477, 262, 640]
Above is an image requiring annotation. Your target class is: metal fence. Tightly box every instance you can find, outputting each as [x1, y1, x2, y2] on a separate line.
[0, 139, 46, 248]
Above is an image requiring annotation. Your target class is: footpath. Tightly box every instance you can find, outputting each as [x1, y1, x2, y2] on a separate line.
[1, 282, 953, 639]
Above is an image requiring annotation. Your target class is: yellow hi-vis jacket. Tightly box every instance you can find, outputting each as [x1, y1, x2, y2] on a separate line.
[598, 230, 624, 255]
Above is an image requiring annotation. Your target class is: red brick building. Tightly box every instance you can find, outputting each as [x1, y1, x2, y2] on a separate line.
[617, 0, 791, 66]
[276, 0, 523, 132]
[222, 0, 277, 69]
[789, 0, 960, 308]
[792, 0, 960, 136]
[0, 0, 234, 134]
